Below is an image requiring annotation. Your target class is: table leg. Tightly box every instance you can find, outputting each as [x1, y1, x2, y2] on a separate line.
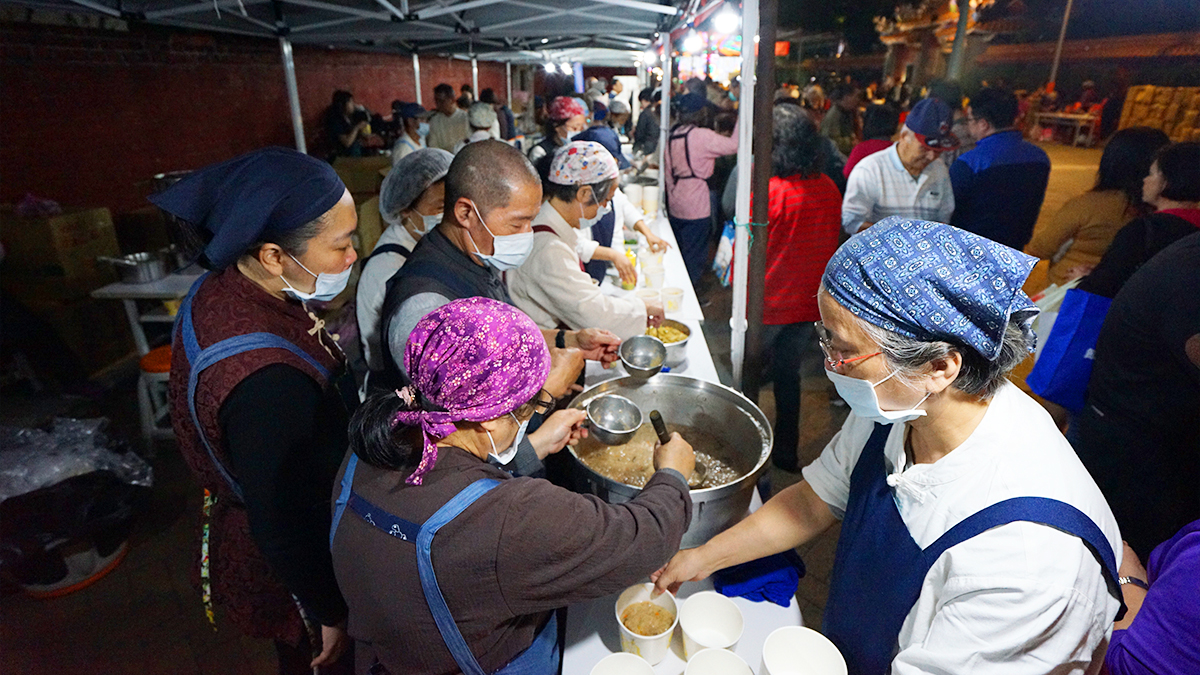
[123, 299, 151, 356]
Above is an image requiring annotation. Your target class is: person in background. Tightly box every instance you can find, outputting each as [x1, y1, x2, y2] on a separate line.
[801, 84, 827, 126]
[632, 88, 661, 156]
[357, 148, 452, 378]
[331, 297, 694, 675]
[949, 87, 1051, 251]
[454, 102, 498, 153]
[151, 149, 358, 674]
[459, 83, 474, 105]
[584, 77, 608, 112]
[607, 99, 631, 136]
[326, 90, 371, 159]
[664, 92, 739, 284]
[763, 105, 843, 472]
[479, 88, 516, 141]
[427, 83, 470, 153]
[654, 218, 1123, 675]
[1106, 519, 1200, 675]
[924, 79, 972, 167]
[528, 96, 588, 165]
[820, 82, 862, 156]
[1077, 80, 1100, 108]
[508, 141, 663, 339]
[841, 98, 957, 235]
[1070, 232, 1200, 560]
[843, 103, 899, 178]
[390, 102, 432, 164]
[1026, 127, 1169, 286]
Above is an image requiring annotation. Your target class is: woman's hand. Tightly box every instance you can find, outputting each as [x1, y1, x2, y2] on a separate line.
[543, 347, 585, 399]
[1119, 541, 1147, 581]
[645, 299, 665, 328]
[570, 328, 621, 365]
[527, 409, 588, 459]
[311, 622, 349, 668]
[644, 231, 670, 253]
[651, 547, 713, 596]
[612, 254, 638, 286]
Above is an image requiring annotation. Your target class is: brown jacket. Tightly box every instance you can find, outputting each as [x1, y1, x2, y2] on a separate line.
[1026, 189, 1134, 287]
[331, 447, 692, 675]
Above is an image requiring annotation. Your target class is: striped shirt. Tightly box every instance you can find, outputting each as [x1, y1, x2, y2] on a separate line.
[841, 143, 955, 234]
[765, 173, 843, 325]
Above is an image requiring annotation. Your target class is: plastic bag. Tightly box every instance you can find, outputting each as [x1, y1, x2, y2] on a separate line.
[712, 220, 735, 288]
[1029, 278, 1081, 361]
[0, 418, 153, 504]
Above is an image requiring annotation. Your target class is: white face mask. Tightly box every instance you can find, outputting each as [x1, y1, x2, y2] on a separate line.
[578, 196, 612, 230]
[825, 368, 931, 425]
[417, 121, 431, 137]
[486, 413, 528, 465]
[565, 129, 581, 142]
[281, 253, 351, 302]
[466, 201, 533, 271]
[407, 211, 442, 237]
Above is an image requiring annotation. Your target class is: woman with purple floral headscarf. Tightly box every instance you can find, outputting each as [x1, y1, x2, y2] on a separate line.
[329, 297, 695, 675]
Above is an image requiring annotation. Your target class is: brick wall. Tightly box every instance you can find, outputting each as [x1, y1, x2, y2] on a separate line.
[0, 20, 507, 214]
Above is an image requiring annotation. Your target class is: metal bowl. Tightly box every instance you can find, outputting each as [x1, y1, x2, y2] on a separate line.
[651, 319, 690, 368]
[586, 394, 644, 445]
[97, 251, 168, 284]
[620, 335, 666, 378]
[569, 375, 773, 548]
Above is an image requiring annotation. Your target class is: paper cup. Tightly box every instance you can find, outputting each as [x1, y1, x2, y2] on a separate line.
[644, 265, 666, 289]
[615, 583, 678, 665]
[640, 249, 664, 268]
[760, 626, 847, 675]
[663, 287, 684, 312]
[625, 184, 644, 211]
[687, 648, 753, 675]
[642, 187, 660, 215]
[635, 289, 661, 305]
[591, 652, 655, 675]
[680, 591, 744, 660]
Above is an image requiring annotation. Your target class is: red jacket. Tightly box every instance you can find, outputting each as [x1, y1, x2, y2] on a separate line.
[765, 173, 843, 325]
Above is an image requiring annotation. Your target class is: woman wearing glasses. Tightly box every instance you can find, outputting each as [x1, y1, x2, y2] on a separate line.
[654, 217, 1126, 675]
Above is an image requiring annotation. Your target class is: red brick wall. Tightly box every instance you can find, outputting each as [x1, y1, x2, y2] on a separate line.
[0, 21, 507, 214]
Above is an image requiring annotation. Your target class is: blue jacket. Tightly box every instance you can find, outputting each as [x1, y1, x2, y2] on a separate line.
[949, 130, 1050, 250]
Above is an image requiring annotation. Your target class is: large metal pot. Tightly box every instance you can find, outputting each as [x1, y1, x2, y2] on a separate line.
[567, 375, 773, 549]
[97, 252, 168, 284]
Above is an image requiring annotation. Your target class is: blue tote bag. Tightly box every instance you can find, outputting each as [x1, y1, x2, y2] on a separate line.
[1026, 288, 1113, 413]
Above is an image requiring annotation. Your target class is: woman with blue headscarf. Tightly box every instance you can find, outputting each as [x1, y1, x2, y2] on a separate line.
[152, 147, 358, 674]
[655, 217, 1126, 675]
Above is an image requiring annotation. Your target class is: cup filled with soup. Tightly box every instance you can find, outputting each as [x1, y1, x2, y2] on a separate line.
[615, 582, 678, 665]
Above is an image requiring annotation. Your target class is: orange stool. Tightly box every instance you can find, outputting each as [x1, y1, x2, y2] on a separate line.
[137, 345, 174, 447]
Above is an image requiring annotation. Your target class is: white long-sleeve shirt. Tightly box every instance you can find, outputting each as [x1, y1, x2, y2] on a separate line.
[356, 224, 418, 372]
[507, 201, 647, 339]
[841, 143, 954, 234]
[802, 382, 1121, 675]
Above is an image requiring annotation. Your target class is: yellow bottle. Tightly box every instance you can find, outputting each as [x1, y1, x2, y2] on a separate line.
[621, 249, 637, 290]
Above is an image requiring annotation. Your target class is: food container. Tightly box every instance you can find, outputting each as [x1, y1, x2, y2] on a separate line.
[760, 626, 847, 675]
[624, 184, 644, 211]
[663, 287, 685, 312]
[650, 319, 690, 368]
[635, 289, 661, 306]
[640, 249, 664, 268]
[97, 252, 168, 284]
[591, 652, 654, 675]
[569, 375, 773, 548]
[619, 335, 666, 378]
[642, 187, 660, 214]
[615, 583, 677, 665]
[644, 265, 666, 289]
[687, 648, 752, 674]
[586, 395, 644, 445]
[680, 591, 744, 659]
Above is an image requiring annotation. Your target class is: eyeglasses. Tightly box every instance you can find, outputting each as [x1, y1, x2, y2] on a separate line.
[814, 321, 881, 371]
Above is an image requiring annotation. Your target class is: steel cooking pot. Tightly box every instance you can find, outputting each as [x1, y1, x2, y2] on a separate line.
[97, 252, 168, 284]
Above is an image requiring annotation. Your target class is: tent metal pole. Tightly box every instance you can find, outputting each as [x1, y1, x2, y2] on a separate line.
[471, 56, 479, 98]
[730, 0, 757, 386]
[657, 33, 671, 220]
[278, 36, 307, 154]
[413, 53, 423, 105]
[1047, 0, 1074, 91]
[506, 61, 513, 107]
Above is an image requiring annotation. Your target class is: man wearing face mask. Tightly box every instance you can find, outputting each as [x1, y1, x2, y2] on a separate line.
[151, 148, 359, 674]
[390, 102, 432, 164]
[654, 218, 1125, 675]
[358, 148, 453, 378]
[508, 141, 664, 339]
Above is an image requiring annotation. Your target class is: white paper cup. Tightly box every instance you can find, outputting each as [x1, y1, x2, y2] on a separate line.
[635, 289, 661, 305]
[644, 265, 666, 289]
[615, 583, 678, 665]
[680, 591, 744, 660]
[625, 184, 644, 211]
[591, 652, 655, 675]
[642, 187, 660, 215]
[663, 287, 684, 312]
[686, 648, 753, 675]
[760, 626, 847, 675]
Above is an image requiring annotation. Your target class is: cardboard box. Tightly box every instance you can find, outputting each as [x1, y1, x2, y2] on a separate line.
[1, 206, 120, 280]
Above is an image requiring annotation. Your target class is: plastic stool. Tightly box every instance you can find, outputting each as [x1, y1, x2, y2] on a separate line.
[138, 345, 174, 448]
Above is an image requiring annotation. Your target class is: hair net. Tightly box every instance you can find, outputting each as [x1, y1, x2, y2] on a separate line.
[379, 148, 454, 227]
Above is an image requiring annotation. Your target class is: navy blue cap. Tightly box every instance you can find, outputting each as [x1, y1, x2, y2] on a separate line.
[904, 98, 959, 150]
[395, 102, 431, 119]
[573, 126, 631, 170]
[674, 92, 709, 115]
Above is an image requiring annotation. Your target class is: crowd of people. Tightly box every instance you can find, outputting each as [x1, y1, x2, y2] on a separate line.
[146, 70, 1199, 675]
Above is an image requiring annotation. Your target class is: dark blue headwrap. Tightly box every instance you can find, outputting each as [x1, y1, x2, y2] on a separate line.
[822, 217, 1039, 361]
[149, 147, 346, 269]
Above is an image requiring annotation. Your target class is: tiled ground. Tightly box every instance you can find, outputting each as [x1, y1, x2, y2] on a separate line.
[0, 142, 1099, 674]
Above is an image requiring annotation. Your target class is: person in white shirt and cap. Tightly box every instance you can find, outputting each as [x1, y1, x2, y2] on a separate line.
[454, 102, 499, 154]
[508, 141, 664, 339]
[357, 148, 453, 378]
[391, 102, 433, 164]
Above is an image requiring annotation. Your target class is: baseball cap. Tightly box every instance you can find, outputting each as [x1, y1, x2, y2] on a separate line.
[395, 102, 431, 119]
[574, 126, 630, 170]
[674, 92, 709, 115]
[905, 98, 959, 150]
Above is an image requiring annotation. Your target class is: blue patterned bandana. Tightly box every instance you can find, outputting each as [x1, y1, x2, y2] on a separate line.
[822, 217, 1039, 361]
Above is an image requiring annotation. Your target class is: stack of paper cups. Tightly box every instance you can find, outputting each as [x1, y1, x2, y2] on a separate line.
[642, 186, 660, 216]
[624, 184, 644, 212]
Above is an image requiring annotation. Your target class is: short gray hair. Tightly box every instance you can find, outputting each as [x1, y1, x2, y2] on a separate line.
[855, 315, 1032, 399]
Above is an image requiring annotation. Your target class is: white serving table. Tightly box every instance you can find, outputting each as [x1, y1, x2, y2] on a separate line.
[91, 267, 204, 355]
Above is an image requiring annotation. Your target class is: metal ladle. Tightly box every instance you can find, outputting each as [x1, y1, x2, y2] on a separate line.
[649, 409, 707, 489]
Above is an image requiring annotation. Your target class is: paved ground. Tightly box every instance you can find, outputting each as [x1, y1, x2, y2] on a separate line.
[0, 142, 1102, 674]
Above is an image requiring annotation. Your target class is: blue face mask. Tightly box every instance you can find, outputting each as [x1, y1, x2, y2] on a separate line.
[417, 121, 431, 137]
[281, 253, 351, 302]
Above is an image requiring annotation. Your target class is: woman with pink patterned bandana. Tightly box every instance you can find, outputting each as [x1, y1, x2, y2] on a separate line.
[330, 297, 695, 675]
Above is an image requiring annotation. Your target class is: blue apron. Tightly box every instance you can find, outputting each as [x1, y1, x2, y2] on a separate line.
[178, 273, 331, 501]
[331, 455, 561, 675]
[822, 424, 1123, 675]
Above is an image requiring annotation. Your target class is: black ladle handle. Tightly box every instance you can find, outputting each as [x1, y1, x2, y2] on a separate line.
[649, 410, 671, 445]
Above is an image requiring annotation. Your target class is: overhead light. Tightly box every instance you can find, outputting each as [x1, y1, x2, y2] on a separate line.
[683, 29, 703, 53]
[644, 49, 657, 64]
[545, 62, 556, 73]
[713, 8, 739, 34]
[541, 37, 549, 44]
[560, 62, 573, 74]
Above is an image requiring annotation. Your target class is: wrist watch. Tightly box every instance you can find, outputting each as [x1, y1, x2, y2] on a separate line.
[1118, 576, 1149, 590]
[556, 329, 567, 349]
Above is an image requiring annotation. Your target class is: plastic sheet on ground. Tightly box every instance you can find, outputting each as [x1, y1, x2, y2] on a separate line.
[0, 418, 153, 503]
